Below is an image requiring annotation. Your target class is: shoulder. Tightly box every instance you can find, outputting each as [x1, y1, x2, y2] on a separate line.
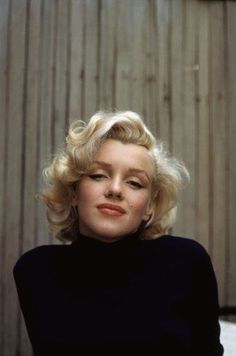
[145, 236, 217, 287]
[151, 234, 208, 253]
[145, 235, 212, 266]
[13, 244, 68, 277]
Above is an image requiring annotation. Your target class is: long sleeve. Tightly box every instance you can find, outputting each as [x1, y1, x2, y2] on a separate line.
[191, 244, 224, 355]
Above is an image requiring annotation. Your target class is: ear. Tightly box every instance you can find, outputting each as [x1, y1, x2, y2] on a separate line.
[71, 182, 79, 207]
[142, 199, 155, 223]
[71, 194, 78, 207]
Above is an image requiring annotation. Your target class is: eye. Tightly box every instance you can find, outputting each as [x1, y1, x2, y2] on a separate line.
[89, 173, 107, 181]
[127, 180, 143, 189]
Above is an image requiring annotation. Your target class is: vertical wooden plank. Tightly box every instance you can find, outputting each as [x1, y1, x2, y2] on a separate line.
[182, 0, 197, 239]
[170, 0, 185, 236]
[209, 2, 227, 306]
[115, 0, 133, 110]
[69, 0, 85, 121]
[99, 0, 118, 111]
[143, 0, 159, 134]
[3, 0, 27, 354]
[226, 1, 236, 312]
[84, 0, 99, 120]
[53, 0, 70, 149]
[196, 1, 210, 251]
[154, 0, 171, 144]
[0, 0, 10, 353]
[129, 0, 146, 117]
[20, 1, 42, 354]
[37, 0, 56, 246]
[22, 0, 42, 272]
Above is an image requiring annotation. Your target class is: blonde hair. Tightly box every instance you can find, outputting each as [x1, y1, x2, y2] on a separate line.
[40, 111, 189, 241]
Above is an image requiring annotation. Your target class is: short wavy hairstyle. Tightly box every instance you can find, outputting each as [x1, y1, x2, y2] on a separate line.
[40, 111, 189, 241]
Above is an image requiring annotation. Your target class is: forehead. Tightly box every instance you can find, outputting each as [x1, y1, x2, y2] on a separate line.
[93, 139, 154, 174]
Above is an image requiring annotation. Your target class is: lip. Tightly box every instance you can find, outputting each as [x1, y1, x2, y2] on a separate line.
[97, 203, 126, 216]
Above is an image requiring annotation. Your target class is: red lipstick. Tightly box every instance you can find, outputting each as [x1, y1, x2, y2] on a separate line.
[97, 203, 126, 216]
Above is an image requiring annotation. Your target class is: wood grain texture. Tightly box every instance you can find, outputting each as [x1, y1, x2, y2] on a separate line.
[84, 0, 99, 120]
[69, 0, 85, 121]
[196, 0, 210, 252]
[155, 0, 171, 144]
[0, 0, 10, 352]
[129, 0, 146, 116]
[0, 0, 235, 354]
[170, 0, 185, 235]
[37, 0, 56, 246]
[209, 1, 227, 305]
[115, 0, 133, 110]
[226, 1, 236, 311]
[3, 0, 27, 354]
[98, 0, 117, 111]
[53, 0, 70, 149]
[20, 1, 42, 354]
[182, 0, 197, 239]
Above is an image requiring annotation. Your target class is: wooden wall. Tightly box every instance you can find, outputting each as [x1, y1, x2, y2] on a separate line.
[0, 0, 235, 354]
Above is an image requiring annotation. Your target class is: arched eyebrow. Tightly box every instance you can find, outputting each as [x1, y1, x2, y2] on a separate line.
[92, 160, 151, 182]
[93, 160, 111, 168]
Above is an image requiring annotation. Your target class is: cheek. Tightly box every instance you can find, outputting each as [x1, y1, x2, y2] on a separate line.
[129, 192, 151, 214]
[75, 183, 85, 201]
[76, 181, 104, 204]
[79, 184, 91, 198]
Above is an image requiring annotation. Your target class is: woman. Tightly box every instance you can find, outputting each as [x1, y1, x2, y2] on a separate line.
[13, 111, 223, 355]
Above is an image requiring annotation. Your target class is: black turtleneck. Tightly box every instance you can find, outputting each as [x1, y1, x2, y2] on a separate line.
[13, 233, 223, 355]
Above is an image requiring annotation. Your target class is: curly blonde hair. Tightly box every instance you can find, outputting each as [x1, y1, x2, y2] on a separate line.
[40, 111, 189, 241]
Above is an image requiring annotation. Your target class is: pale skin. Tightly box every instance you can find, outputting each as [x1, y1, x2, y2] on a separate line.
[73, 139, 155, 243]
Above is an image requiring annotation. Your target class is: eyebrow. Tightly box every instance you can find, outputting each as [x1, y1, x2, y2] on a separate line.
[92, 160, 151, 181]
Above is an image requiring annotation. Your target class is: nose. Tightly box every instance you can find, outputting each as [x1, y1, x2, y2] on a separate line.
[104, 177, 123, 200]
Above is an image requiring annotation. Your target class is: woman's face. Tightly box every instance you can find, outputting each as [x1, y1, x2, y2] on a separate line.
[74, 139, 154, 242]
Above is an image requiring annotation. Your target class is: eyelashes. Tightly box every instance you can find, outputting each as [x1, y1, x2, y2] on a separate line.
[88, 174, 144, 189]
[89, 174, 106, 181]
[127, 181, 143, 189]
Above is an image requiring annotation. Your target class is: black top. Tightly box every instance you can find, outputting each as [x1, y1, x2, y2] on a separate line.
[13, 233, 224, 355]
